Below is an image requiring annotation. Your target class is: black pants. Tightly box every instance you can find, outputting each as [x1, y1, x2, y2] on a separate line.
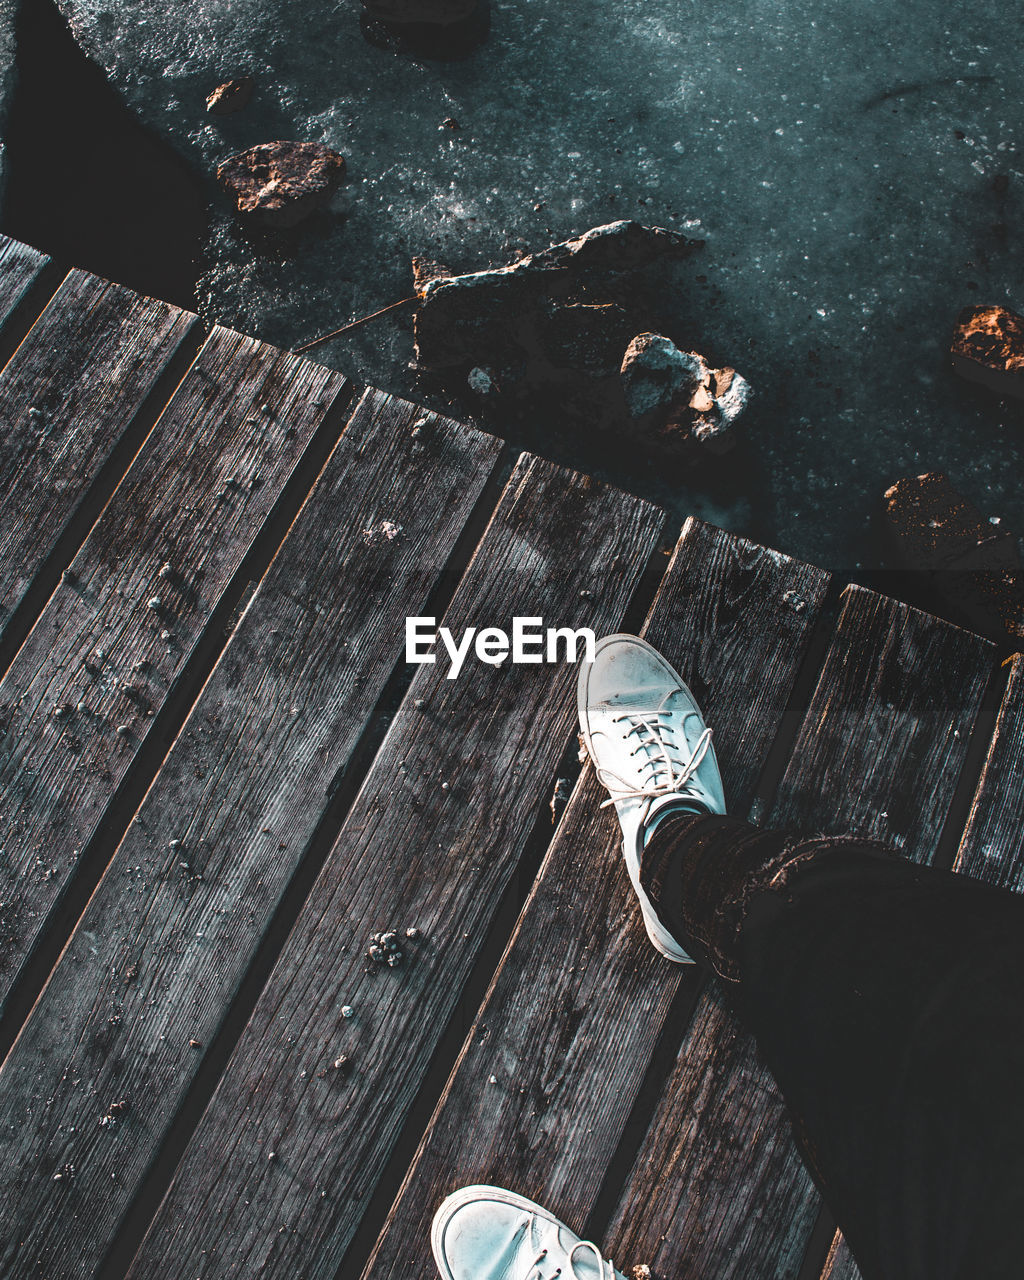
[640, 813, 1024, 1280]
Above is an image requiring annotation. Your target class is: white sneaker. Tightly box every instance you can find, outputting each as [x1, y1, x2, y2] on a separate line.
[577, 633, 726, 964]
[431, 1184, 626, 1280]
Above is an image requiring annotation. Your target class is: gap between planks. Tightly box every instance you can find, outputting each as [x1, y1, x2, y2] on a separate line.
[99, 398, 514, 1280]
[582, 567, 848, 1247]
[121, 456, 666, 1280]
[0, 331, 354, 1066]
[333, 518, 675, 1280]
[0, 269, 204, 678]
[359, 520, 833, 1280]
[603, 587, 996, 1280]
[0, 237, 67, 373]
[0, 390, 505, 1280]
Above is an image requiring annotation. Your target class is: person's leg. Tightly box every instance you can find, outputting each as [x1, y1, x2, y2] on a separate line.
[429, 633, 1024, 1280]
[641, 813, 1024, 1280]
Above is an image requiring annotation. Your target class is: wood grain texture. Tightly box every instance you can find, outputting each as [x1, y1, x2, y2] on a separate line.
[822, 652, 1024, 1280]
[0, 328, 348, 1022]
[126, 456, 665, 1280]
[0, 269, 197, 647]
[0, 389, 501, 1280]
[605, 587, 993, 1280]
[0, 235, 50, 331]
[820, 1230, 861, 1280]
[955, 654, 1024, 888]
[362, 522, 831, 1280]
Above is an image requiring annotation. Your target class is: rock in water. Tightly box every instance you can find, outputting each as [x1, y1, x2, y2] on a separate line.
[206, 77, 255, 116]
[217, 141, 346, 228]
[414, 222, 700, 370]
[620, 332, 751, 455]
[951, 305, 1024, 400]
[620, 333, 706, 418]
[362, 0, 477, 21]
[412, 222, 702, 443]
[884, 471, 1024, 639]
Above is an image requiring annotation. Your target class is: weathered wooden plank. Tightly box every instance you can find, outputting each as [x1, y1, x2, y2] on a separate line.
[126, 457, 665, 1280]
[955, 654, 1024, 888]
[0, 328, 348, 1025]
[605, 588, 993, 1280]
[0, 269, 198, 652]
[0, 235, 50, 333]
[362, 522, 831, 1279]
[0, 390, 502, 1280]
[820, 1231, 861, 1280]
[821, 652, 1024, 1280]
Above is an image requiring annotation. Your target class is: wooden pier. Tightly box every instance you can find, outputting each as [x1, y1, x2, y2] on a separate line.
[0, 232, 1019, 1280]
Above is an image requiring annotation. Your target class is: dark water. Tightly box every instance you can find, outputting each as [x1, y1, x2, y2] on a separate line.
[2, 0, 1023, 647]
[2, 0, 205, 308]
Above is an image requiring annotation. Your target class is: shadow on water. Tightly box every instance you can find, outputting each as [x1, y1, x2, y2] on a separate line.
[1, 0, 206, 308]
[359, 0, 491, 61]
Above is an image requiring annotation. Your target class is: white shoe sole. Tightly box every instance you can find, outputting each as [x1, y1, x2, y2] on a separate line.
[577, 634, 696, 965]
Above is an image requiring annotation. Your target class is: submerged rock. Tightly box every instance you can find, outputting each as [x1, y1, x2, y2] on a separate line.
[951, 305, 1024, 400]
[620, 333, 751, 455]
[414, 221, 700, 369]
[413, 222, 702, 444]
[884, 471, 1024, 639]
[216, 141, 346, 228]
[206, 77, 255, 116]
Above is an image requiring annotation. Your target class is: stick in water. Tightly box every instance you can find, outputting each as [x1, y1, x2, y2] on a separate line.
[293, 295, 418, 354]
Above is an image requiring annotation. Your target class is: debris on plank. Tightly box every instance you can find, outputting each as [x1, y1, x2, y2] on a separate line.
[412, 222, 703, 445]
[620, 333, 751, 456]
[217, 142, 346, 228]
[951, 305, 1024, 400]
[549, 776, 572, 824]
[362, 520, 403, 545]
[99, 1098, 131, 1128]
[367, 930, 404, 967]
[884, 471, 1024, 639]
[206, 77, 255, 116]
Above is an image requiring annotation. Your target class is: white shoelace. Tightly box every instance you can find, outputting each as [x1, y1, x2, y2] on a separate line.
[518, 1216, 615, 1280]
[595, 693, 712, 810]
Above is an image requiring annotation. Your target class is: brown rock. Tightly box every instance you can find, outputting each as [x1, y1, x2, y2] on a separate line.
[362, 0, 477, 23]
[206, 77, 255, 116]
[884, 471, 1024, 639]
[217, 142, 345, 228]
[950, 304, 1024, 400]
